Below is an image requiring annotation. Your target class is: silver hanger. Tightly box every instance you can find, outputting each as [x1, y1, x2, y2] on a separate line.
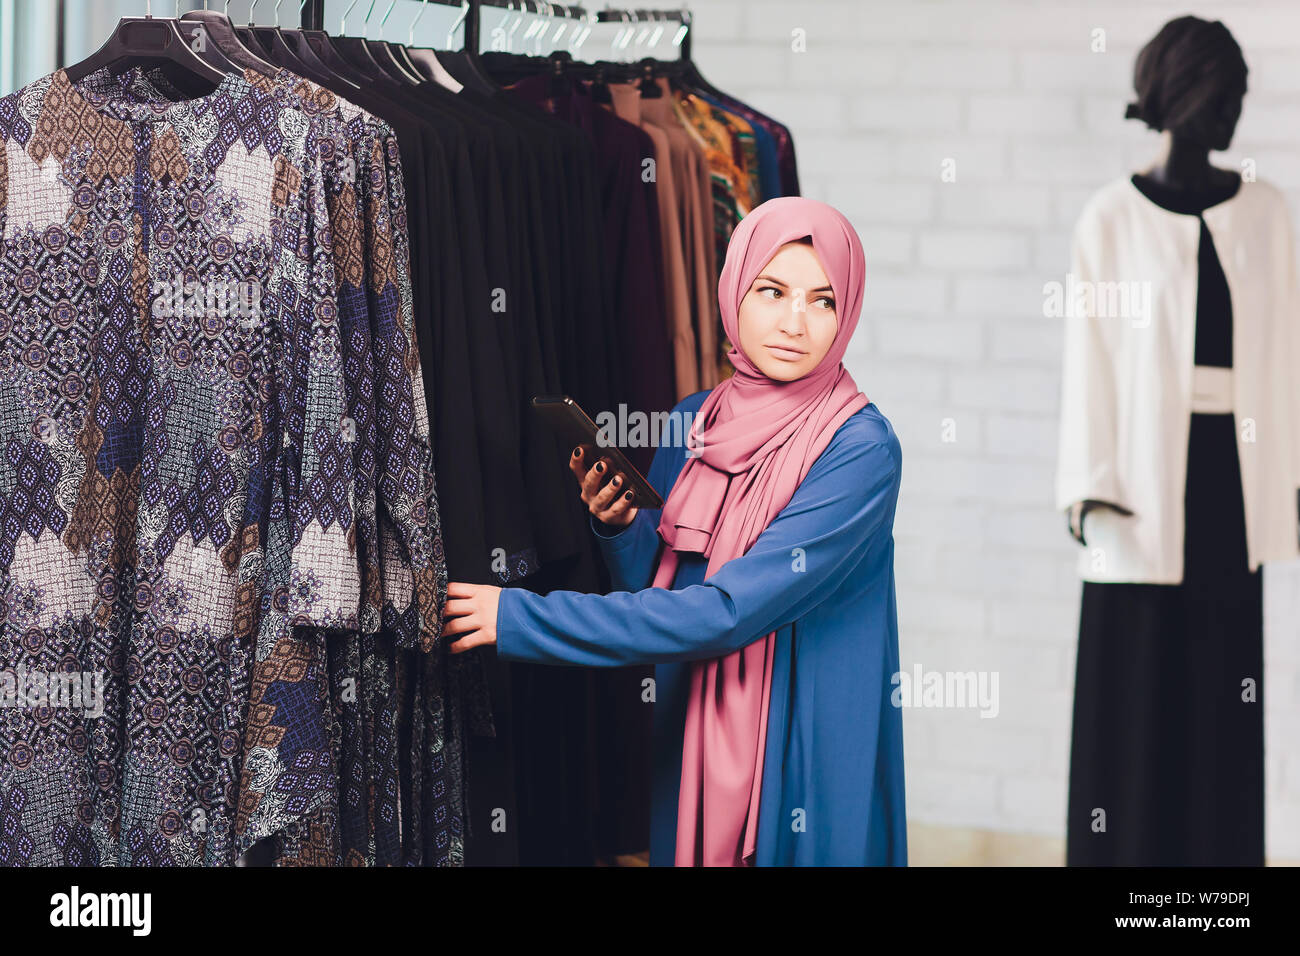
[409, 0, 430, 45]
[340, 0, 361, 34]
[447, 1, 469, 50]
[373, 0, 398, 41]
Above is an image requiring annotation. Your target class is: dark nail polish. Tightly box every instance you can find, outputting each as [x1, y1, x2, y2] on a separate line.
[624, 491, 633, 500]
[573, 446, 581, 457]
[595, 462, 604, 473]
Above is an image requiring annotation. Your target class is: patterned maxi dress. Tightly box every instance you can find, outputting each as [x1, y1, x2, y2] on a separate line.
[0, 65, 452, 866]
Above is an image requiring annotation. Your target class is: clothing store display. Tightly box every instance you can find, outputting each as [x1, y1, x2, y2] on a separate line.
[0, 3, 802, 867]
[1055, 174, 1300, 583]
[1065, 172, 1265, 866]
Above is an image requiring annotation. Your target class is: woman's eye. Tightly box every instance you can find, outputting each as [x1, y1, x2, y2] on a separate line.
[759, 286, 782, 299]
[815, 296, 835, 310]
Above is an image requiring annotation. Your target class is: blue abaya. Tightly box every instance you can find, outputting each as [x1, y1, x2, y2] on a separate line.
[495, 389, 907, 866]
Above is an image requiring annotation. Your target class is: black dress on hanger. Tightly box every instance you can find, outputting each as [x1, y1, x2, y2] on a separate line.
[1066, 171, 1265, 866]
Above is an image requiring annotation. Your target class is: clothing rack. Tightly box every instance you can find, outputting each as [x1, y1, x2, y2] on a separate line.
[44, 0, 693, 75]
[6, 0, 801, 869]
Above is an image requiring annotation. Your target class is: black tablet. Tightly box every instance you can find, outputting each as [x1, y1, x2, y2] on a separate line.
[531, 395, 665, 510]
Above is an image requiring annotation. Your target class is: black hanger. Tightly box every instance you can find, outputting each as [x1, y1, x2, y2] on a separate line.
[279, 31, 362, 91]
[252, 2, 363, 91]
[329, 33, 396, 82]
[346, 0, 426, 85]
[299, 28, 370, 87]
[244, 11, 302, 63]
[675, 13, 727, 99]
[432, 0, 499, 93]
[546, 49, 573, 99]
[377, 1, 430, 84]
[588, 61, 612, 104]
[636, 59, 662, 98]
[390, 42, 426, 81]
[179, 7, 277, 77]
[324, 1, 403, 84]
[389, 0, 438, 82]
[64, 7, 230, 96]
[370, 39, 425, 85]
[279, 2, 371, 88]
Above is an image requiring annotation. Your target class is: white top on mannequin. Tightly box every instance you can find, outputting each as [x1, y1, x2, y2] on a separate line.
[1055, 174, 1300, 583]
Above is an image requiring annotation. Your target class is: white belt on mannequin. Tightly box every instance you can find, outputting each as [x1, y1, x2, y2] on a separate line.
[1190, 364, 1234, 413]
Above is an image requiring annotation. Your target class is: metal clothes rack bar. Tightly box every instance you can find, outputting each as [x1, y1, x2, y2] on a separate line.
[301, 1, 563, 39]
[302, 0, 326, 30]
[299, 0, 693, 61]
[595, 7, 691, 62]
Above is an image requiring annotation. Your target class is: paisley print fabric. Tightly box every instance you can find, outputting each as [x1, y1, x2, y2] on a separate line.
[0, 65, 452, 866]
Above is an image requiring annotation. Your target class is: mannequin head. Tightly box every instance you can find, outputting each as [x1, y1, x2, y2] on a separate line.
[1125, 16, 1247, 151]
[736, 238, 839, 382]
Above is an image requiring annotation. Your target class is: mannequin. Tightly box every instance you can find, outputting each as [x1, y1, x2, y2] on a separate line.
[1060, 15, 1300, 867]
[1066, 26, 1244, 547]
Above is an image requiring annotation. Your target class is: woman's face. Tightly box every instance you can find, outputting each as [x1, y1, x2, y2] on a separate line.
[736, 241, 838, 382]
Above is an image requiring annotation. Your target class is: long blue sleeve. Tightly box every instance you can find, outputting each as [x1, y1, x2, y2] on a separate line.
[497, 430, 900, 667]
[588, 510, 661, 593]
[585, 423, 681, 592]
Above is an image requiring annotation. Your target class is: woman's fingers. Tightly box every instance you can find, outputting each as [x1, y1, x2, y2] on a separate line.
[568, 445, 589, 484]
[595, 490, 638, 526]
[443, 581, 482, 636]
[449, 630, 491, 654]
[570, 447, 639, 522]
[443, 589, 485, 647]
[589, 470, 627, 511]
[581, 457, 611, 500]
[441, 612, 479, 636]
[441, 581, 501, 653]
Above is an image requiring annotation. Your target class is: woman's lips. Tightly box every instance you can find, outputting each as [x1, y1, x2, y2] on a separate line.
[765, 344, 807, 360]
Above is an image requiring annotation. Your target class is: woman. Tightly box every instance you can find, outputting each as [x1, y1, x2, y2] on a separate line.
[443, 197, 906, 867]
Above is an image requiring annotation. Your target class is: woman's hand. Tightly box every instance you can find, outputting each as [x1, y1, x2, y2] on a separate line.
[443, 581, 501, 653]
[569, 445, 639, 528]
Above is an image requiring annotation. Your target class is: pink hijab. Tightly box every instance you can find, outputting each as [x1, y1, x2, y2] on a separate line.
[655, 197, 870, 866]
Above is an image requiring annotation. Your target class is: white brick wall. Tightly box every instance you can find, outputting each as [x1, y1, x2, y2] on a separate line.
[689, 0, 1300, 860]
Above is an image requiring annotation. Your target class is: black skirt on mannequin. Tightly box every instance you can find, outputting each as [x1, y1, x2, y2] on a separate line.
[1065, 173, 1265, 866]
